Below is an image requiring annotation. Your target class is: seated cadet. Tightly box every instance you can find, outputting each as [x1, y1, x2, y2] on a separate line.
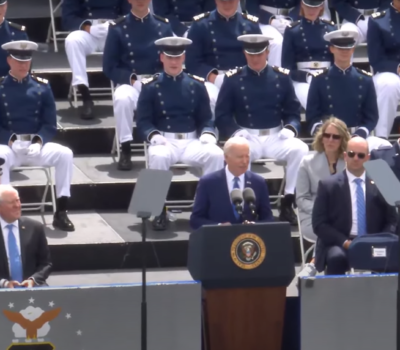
[63, 0, 131, 119]
[312, 137, 397, 275]
[332, 0, 390, 44]
[185, 0, 263, 114]
[0, 0, 28, 77]
[282, 0, 336, 109]
[306, 28, 391, 151]
[136, 37, 224, 231]
[103, 0, 173, 171]
[367, 2, 400, 139]
[215, 34, 309, 225]
[152, 0, 215, 36]
[0, 41, 74, 232]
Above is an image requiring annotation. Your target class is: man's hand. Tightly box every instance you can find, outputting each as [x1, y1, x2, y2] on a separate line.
[208, 73, 218, 84]
[199, 133, 217, 144]
[279, 128, 295, 140]
[219, 222, 231, 226]
[150, 134, 168, 146]
[82, 24, 91, 33]
[90, 23, 109, 39]
[235, 129, 252, 140]
[27, 143, 41, 157]
[5, 280, 21, 288]
[20, 279, 35, 288]
[343, 240, 352, 250]
[270, 18, 291, 34]
[243, 220, 255, 224]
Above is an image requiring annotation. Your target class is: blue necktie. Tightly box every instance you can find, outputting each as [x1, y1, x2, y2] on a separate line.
[7, 224, 23, 282]
[354, 178, 366, 236]
[232, 177, 240, 219]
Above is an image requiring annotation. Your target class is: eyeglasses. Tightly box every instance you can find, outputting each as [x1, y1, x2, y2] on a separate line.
[347, 151, 366, 159]
[323, 133, 341, 140]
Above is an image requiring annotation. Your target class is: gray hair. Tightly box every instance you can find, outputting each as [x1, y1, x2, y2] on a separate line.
[224, 136, 250, 155]
[0, 185, 18, 203]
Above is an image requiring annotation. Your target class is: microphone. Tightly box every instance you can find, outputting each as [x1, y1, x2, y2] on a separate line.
[243, 187, 257, 217]
[230, 189, 243, 215]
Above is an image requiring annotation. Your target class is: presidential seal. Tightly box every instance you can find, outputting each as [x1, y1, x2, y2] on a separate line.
[231, 233, 266, 270]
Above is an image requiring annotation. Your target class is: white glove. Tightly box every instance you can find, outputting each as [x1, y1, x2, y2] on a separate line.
[270, 18, 291, 35]
[27, 143, 41, 157]
[235, 129, 252, 140]
[279, 128, 295, 140]
[150, 134, 168, 146]
[90, 23, 109, 39]
[306, 74, 313, 84]
[11, 140, 29, 155]
[214, 73, 226, 89]
[199, 133, 217, 144]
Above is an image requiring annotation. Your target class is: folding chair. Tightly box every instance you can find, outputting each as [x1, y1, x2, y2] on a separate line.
[47, 0, 69, 53]
[296, 207, 316, 268]
[12, 166, 57, 214]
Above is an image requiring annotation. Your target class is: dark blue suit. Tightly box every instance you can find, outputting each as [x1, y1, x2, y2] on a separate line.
[367, 7, 400, 75]
[0, 22, 28, 77]
[136, 72, 215, 141]
[215, 65, 301, 139]
[333, 0, 390, 24]
[245, 0, 301, 24]
[312, 170, 397, 274]
[370, 142, 400, 180]
[0, 75, 57, 145]
[282, 18, 336, 83]
[62, 0, 131, 31]
[186, 10, 262, 79]
[190, 168, 274, 230]
[103, 13, 173, 86]
[306, 65, 378, 137]
[152, 0, 215, 36]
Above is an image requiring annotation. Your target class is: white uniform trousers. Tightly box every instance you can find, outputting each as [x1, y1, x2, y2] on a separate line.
[365, 135, 391, 150]
[149, 138, 224, 175]
[65, 30, 107, 87]
[259, 24, 283, 67]
[246, 132, 309, 194]
[0, 143, 74, 198]
[373, 72, 400, 139]
[293, 81, 310, 110]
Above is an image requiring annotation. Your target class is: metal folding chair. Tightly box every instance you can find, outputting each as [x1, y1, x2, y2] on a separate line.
[47, 0, 69, 53]
[296, 207, 316, 268]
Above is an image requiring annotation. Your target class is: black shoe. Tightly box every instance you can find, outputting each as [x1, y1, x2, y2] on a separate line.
[152, 212, 168, 231]
[81, 100, 94, 120]
[118, 152, 132, 170]
[53, 211, 75, 232]
[279, 195, 298, 226]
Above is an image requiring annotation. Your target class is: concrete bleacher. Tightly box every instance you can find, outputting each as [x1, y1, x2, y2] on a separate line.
[6, 1, 399, 277]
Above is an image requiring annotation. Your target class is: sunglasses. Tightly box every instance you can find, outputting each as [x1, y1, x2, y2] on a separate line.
[347, 151, 366, 159]
[323, 133, 341, 140]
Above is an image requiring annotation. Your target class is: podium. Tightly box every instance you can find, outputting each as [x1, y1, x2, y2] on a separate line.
[188, 222, 295, 350]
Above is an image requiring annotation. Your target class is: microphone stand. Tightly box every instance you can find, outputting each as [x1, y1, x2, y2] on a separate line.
[235, 202, 243, 223]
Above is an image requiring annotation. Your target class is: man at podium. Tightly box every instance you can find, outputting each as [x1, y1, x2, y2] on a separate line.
[190, 137, 274, 230]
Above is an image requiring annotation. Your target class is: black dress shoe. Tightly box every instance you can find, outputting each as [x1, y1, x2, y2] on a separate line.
[278, 195, 298, 226]
[152, 212, 168, 231]
[81, 100, 94, 120]
[53, 211, 75, 232]
[118, 152, 132, 170]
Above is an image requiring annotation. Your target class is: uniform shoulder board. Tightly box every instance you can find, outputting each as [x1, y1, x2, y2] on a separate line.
[31, 75, 48, 84]
[110, 15, 126, 26]
[273, 66, 290, 75]
[8, 21, 26, 31]
[371, 11, 385, 19]
[242, 12, 259, 23]
[355, 67, 372, 77]
[288, 20, 300, 28]
[0, 76, 5, 84]
[188, 74, 205, 82]
[153, 14, 169, 23]
[321, 19, 335, 26]
[225, 67, 243, 78]
[141, 75, 159, 85]
[193, 12, 211, 21]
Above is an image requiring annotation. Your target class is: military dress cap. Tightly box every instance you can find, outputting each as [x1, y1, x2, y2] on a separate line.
[1, 40, 38, 61]
[154, 37, 192, 57]
[237, 34, 273, 54]
[0, 0, 7, 5]
[302, 0, 324, 7]
[324, 29, 358, 49]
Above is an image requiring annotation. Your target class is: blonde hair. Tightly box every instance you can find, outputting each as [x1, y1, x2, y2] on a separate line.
[299, 3, 324, 18]
[312, 117, 350, 157]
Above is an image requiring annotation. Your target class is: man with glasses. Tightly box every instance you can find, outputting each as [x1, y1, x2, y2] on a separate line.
[312, 136, 397, 275]
[306, 28, 390, 150]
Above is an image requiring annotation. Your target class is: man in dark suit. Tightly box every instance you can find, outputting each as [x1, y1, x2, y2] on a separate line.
[0, 185, 51, 288]
[312, 137, 397, 275]
[370, 141, 400, 181]
[190, 136, 274, 230]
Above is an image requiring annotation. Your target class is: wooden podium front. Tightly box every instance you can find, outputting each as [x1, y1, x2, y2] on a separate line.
[204, 287, 286, 350]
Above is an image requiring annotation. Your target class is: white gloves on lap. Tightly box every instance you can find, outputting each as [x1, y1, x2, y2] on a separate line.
[11, 141, 29, 155]
[90, 23, 109, 39]
[279, 128, 295, 140]
[214, 73, 225, 89]
[199, 133, 217, 144]
[150, 134, 168, 146]
[270, 18, 291, 34]
[235, 129, 252, 140]
[27, 143, 41, 157]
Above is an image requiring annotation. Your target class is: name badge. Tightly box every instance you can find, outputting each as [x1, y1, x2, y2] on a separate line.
[372, 247, 387, 258]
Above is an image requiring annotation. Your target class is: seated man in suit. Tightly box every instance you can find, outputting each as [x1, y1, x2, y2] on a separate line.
[0, 185, 52, 288]
[312, 136, 397, 275]
[190, 136, 274, 230]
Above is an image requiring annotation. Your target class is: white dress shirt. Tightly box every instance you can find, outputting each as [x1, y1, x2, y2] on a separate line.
[225, 166, 245, 199]
[346, 170, 366, 236]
